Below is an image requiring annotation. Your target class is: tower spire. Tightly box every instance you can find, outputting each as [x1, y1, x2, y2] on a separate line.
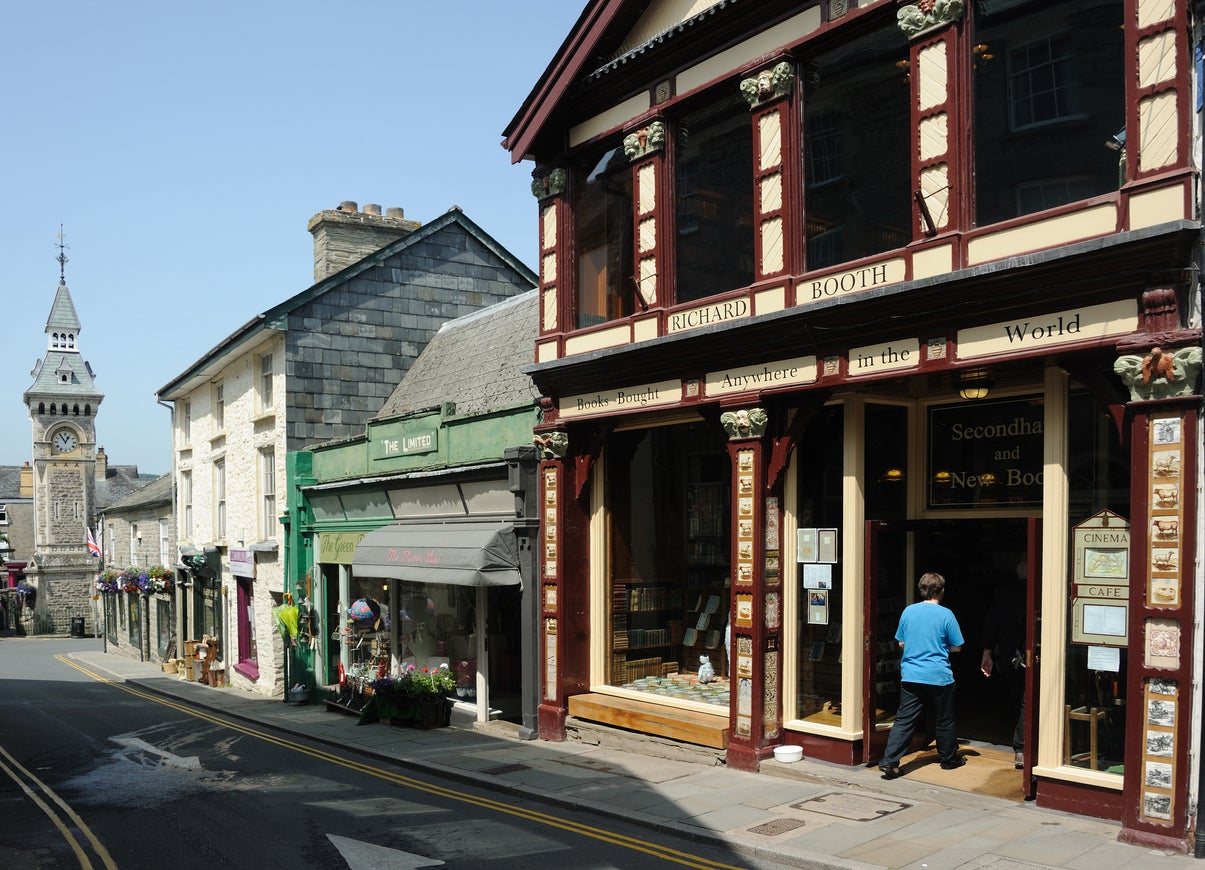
[56, 225, 69, 285]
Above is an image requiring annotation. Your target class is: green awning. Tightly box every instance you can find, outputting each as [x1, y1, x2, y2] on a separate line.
[351, 521, 521, 587]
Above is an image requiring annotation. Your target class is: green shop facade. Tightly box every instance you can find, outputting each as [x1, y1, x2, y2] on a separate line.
[283, 403, 542, 735]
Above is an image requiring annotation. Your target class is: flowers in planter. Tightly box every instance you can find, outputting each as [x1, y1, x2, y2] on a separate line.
[118, 569, 141, 594]
[95, 571, 120, 594]
[95, 565, 174, 594]
[398, 663, 456, 697]
[147, 566, 174, 593]
[15, 581, 36, 603]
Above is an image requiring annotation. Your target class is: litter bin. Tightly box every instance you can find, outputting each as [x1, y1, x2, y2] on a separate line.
[70, 617, 85, 637]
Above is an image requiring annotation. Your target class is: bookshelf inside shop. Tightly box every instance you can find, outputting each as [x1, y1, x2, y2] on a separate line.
[682, 479, 729, 678]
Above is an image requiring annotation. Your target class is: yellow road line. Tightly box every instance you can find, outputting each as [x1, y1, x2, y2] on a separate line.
[0, 742, 118, 870]
[58, 655, 746, 870]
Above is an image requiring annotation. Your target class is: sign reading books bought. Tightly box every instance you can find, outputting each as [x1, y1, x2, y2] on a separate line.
[927, 396, 1044, 509]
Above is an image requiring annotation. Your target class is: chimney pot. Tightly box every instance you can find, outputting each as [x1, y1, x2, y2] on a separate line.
[386, 207, 405, 219]
[337, 200, 358, 212]
[363, 203, 382, 215]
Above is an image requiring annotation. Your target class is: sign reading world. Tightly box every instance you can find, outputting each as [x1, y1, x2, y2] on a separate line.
[928, 396, 1044, 509]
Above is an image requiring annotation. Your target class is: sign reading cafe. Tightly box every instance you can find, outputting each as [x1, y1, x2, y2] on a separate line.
[928, 396, 1044, 509]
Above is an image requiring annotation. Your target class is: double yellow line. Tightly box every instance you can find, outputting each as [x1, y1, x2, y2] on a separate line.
[0, 735, 117, 869]
[56, 655, 747, 869]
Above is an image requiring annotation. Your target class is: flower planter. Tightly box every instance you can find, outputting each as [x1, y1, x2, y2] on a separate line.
[371, 693, 451, 728]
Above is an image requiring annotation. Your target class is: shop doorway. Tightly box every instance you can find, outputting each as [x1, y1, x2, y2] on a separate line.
[864, 517, 1039, 791]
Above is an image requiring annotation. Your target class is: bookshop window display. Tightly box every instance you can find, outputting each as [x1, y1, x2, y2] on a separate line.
[604, 421, 731, 707]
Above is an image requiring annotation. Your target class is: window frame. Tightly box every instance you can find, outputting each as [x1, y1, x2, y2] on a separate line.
[258, 353, 274, 412]
[260, 447, 276, 541]
[214, 460, 226, 541]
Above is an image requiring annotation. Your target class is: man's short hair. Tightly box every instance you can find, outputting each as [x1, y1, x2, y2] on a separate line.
[918, 571, 946, 599]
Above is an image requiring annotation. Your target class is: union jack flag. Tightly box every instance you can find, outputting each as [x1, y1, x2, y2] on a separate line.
[86, 527, 101, 558]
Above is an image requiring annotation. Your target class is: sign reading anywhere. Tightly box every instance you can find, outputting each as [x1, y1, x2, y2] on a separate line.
[928, 396, 1043, 509]
[374, 428, 437, 459]
[705, 355, 817, 397]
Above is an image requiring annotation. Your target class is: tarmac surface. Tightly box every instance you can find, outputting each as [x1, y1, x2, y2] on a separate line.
[69, 649, 1201, 870]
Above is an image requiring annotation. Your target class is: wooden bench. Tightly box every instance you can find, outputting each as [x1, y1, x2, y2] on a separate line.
[568, 693, 730, 749]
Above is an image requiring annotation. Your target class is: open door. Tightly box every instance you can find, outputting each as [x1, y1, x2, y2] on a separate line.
[1021, 516, 1041, 798]
[862, 520, 914, 764]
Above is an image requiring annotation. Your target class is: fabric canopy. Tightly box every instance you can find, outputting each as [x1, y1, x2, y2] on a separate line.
[351, 521, 521, 587]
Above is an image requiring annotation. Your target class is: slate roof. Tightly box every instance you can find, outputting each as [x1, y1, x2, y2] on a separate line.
[373, 290, 537, 420]
[95, 466, 160, 512]
[45, 282, 82, 333]
[0, 467, 30, 502]
[101, 472, 172, 513]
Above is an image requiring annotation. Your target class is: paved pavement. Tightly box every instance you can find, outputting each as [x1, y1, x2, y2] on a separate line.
[71, 649, 1199, 870]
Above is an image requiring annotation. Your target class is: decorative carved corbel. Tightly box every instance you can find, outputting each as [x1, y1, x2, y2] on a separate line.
[896, 0, 965, 39]
[1113, 345, 1203, 401]
[720, 408, 769, 440]
[739, 61, 795, 109]
[532, 430, 569, 460]
[622, 121, 666, 160]
[530, 168, 567, 200]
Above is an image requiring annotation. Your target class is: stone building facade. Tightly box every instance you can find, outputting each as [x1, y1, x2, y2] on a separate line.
[158, 202, 536, 698]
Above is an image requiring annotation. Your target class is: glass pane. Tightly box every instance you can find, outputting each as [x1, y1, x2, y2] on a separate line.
[574, 147, 634, 329]
[804, 22, 911, 269]
[794, 404, 844, 722]
[973, 0, 1124, 225]
[1063, 384, 1129, 774]
[675, 91, 754, 303]
[605, 423, 731, 707]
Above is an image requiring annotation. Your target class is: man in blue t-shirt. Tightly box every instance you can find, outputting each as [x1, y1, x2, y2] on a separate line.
[878, 571, 966, 779]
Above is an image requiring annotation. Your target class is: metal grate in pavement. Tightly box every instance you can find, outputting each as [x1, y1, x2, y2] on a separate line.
[748, 818, 807, 836]
[480, 763, 531, 776]
[790, 791, 909, 821]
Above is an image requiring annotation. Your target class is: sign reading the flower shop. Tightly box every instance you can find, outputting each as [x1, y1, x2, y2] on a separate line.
[927, 396, 1044, 510]
[229, 547, 254, 578]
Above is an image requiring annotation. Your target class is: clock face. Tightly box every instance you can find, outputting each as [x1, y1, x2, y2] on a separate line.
[52, 430, 78, 453]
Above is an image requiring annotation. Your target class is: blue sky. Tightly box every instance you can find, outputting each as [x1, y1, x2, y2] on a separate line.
[3, 1, 583, 475]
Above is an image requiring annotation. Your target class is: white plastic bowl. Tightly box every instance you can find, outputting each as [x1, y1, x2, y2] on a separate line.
[773, 745, 803, 763]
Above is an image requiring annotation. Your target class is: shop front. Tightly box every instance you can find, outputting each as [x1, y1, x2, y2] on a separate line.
[532, 293, 1201, 846]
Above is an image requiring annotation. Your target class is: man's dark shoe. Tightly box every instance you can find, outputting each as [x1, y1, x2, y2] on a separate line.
[940, 755, 966, 770]
[878, 763, 902, 779]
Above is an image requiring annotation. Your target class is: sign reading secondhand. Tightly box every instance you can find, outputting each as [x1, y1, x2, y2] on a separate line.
[928, 396, 1044, 509]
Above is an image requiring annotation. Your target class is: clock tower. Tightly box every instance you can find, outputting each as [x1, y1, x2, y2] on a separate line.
[23, 247, 104, 632]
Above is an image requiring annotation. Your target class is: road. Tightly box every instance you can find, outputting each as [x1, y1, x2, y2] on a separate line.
[0, 638, 783, 870]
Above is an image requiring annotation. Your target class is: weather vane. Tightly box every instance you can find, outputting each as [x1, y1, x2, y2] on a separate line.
[56, 225, 69, 284]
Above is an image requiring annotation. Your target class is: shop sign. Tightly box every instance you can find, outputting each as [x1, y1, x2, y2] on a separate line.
[559, 379, 681, 420]
[927, 396, 1043, 509]
[1070, 509, 1130, 647]
[704, 355, 817, 397]
[374, 428, 438, 459]
[956, 299, 1136, 359]
[229, 547, 254, 579]
[848, 338, 920, 376]
[319, 531, 366, 565]
[667, 297, 750, 333]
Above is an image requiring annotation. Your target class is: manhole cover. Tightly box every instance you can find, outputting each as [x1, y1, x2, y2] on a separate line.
[790, 791, 909, 821]
[749, 818, 807, 836]
[481, 763, 530, 776]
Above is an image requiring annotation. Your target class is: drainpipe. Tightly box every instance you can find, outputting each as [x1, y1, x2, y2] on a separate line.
[1194, 31, 1205, 859]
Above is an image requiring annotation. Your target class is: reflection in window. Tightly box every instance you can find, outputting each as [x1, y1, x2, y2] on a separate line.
[605, 422, 731, 706]
[794, 404, 844, 722]
[574, 147, 633, 329]
[675, 92, 754, 304]
[804, 22, 911, 271]
[973, 0, 1123, 225]
[1064, 384, 1129, 775]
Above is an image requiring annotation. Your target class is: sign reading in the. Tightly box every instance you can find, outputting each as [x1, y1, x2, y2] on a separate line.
[927, 396, 1044, 509]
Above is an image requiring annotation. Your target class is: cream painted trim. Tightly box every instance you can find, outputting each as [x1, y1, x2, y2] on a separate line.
[1031, 766, 1124, 790]
[842, 395, 866, 734]
[967, 204, 1117, 265]
[1037, 367, 1072, 776]
[585, 683, 731, 716]
[570, 93, 652, 148]
[633, 316, 659, 343]
[589, 450, 608, 686]
[612, 410, 703, 432]
[536, 340, 560, 363]
[754, 285, 786, 314]
[783, 449, 800, 722]
[911, 244, 954, 280]
[678, 8, 823, 94]
[1129, 184, 1187, 230]
[565, 323, 631, 355]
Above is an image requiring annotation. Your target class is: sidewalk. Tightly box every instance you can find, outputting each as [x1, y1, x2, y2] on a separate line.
[73, 650, 1198, 870]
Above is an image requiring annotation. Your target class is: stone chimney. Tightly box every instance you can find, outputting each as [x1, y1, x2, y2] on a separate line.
[19, 462, 32, 498]
[307, 201, 421, 282]
[95, 446, 108, 480]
